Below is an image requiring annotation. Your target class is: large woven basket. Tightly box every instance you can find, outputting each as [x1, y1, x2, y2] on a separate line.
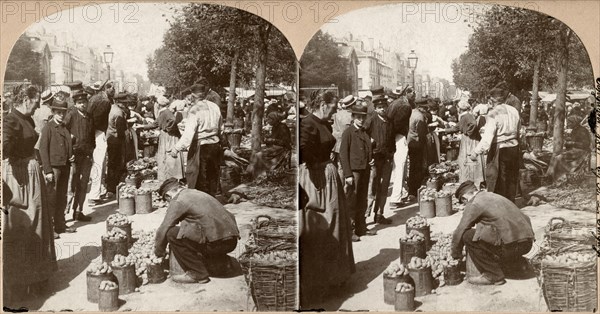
[544, 217, 595, 250]
[531, 246, 597, 312]
[250, 215, 296, 247]
[239, 243, 297, 311]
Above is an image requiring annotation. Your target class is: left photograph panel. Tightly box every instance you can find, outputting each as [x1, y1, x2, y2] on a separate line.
[1, 2, 298, 311]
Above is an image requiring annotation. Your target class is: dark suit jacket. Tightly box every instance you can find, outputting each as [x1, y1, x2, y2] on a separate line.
[451, 191, 534, 256]
[39, 119, 73, 174]
[387, 98, 412, 137]
[339, 124, 372, 178]
[155, 189, 240, 255]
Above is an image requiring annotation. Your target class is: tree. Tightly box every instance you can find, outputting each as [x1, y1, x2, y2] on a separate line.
[300, 30, 350, 91]
[4, 35, 43, 86]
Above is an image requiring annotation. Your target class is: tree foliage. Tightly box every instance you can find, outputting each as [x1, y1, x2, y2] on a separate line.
[451, 6, 594, 94]
[299, 30, 351, 91]
[146, 4, 295, 90]
[4, 35, 43, 86]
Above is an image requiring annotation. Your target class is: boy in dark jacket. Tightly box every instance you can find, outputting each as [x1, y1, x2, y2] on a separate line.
[340, 103, 373, 241]
[365, 95, 395, 224]
[39, 97, 75, 237]
[64, 90, 95, 221]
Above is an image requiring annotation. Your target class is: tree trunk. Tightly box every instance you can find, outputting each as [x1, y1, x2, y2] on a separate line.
[226, 50, 239, 125]
[552, 27, 571, 156]
[529, 52, 541, 127]
[251, 23, 272, 153]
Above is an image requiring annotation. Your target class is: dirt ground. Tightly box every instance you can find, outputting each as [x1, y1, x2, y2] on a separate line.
[308, 199, 595, 312]
[8, 199, 294, 312]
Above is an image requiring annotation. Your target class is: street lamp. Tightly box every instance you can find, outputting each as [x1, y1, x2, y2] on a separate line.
[407, 50, 418, 90]
[103, 45, 114, 80]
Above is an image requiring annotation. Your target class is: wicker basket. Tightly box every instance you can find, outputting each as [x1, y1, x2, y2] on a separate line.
[250, 215, 296, 247]
[544, 217, 595, 250]
[531, 246, 597, 312]
[239, 243, 297, 311]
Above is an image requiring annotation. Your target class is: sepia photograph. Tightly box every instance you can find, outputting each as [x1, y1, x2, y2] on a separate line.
[1, 2, 297, 311]
[298, 3, 596, 311]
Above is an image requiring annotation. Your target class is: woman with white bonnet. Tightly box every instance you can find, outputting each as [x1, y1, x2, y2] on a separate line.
[157, 96, 184, 181]
[457, 99, 486, 189]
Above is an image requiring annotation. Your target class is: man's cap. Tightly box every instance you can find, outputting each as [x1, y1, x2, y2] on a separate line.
[190, 84, 207, 94]
[41, 90, 54, 104]
[65, 81, 84, 92]
[72, 89, 88, 102]
[158, 177, 184, 199]
[340, 95, 357, 108]
[350, 103, 368, 115]
[114, 92, 129, 103]
[372, 95, 388, 106]
[370, 85, 385, 96]
[157, 95, 170, 107]
[457, 99, 471, 110]
[90, 81, 104, 91]
[392, 86, 405, 95]
[455, 180, 476, 200]
[49, 97, 68, 111]
[415, 99, 429, 106]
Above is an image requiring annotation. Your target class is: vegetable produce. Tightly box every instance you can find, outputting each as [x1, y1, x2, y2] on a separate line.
[436, 190, 452, 198]
[383, 260, 409, 277]
[120, 185, 137, 199]
[395, 282, 414, 293]
[152, 191, 169, 209]
[107, 213, 130, 227]
[400, 230, 425, 243]
[407, 256, 431, 270]
[248, 250, 297, 262]
[111, 254, 136, 268]
[88, 259, 113, 275]
[542, 251, 595, 265]
[420, 188, 438, 202]
[426, 233, 464, 286]
[99, 280, 118, 291]
[136, 187, 152, 195]
[129, 229, 169, 285]
[103, 228, 128, 241]
[406, 215, 429, 229]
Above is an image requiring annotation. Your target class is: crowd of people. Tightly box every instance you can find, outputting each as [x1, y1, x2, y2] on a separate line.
[298, 82, 595, 305]
[1, 79, 294, 302]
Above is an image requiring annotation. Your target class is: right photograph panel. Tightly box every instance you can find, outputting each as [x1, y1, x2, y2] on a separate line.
[298, 3, 597, 311]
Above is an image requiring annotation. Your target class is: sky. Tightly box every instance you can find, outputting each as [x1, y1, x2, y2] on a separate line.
[27, 2, 181, 80]
[321, 3, 479, 83]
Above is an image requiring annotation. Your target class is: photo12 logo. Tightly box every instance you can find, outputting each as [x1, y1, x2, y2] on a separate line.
[1, 2, 140, 24]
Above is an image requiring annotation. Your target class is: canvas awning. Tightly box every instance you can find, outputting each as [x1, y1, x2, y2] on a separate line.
[541, 94, 556, 102]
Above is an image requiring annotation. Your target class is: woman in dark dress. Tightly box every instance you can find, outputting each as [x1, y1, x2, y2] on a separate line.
[2, 85, 57, 304]
[299, 90, 355, 307]
[456, 100, 485, 188]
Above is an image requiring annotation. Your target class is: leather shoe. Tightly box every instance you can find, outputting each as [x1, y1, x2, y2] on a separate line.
[467, 274, 506, 285]
[172, 271, 210, 284]
[73, 212, 92, 222]
[375, 215, 392, 224]
[351, 234, 361, 242]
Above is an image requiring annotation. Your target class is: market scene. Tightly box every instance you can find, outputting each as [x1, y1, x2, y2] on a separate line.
[2, 3, 296, 311]
[299, 4, 597, 312]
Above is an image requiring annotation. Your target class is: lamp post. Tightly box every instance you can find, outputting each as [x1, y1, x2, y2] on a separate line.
[407, 50, 418, 90]
[103, 45, 114, 80]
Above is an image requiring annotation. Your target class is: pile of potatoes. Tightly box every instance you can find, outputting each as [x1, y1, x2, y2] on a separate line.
[395, 282, 414, 293]
[107, 213, 130, 227]
[111, 254, 136, 268]
[88, 259, 113, 276]
[407, 256, 431, 270]
[99, 281, 118, 291]
[401, 230, 425, 243]
[103, 229, 128, 241]
[383, 260, 410, 278]
[406, 215, 429, 229]
[249, 250, 297, 263]
[543, 251, 596, 266]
